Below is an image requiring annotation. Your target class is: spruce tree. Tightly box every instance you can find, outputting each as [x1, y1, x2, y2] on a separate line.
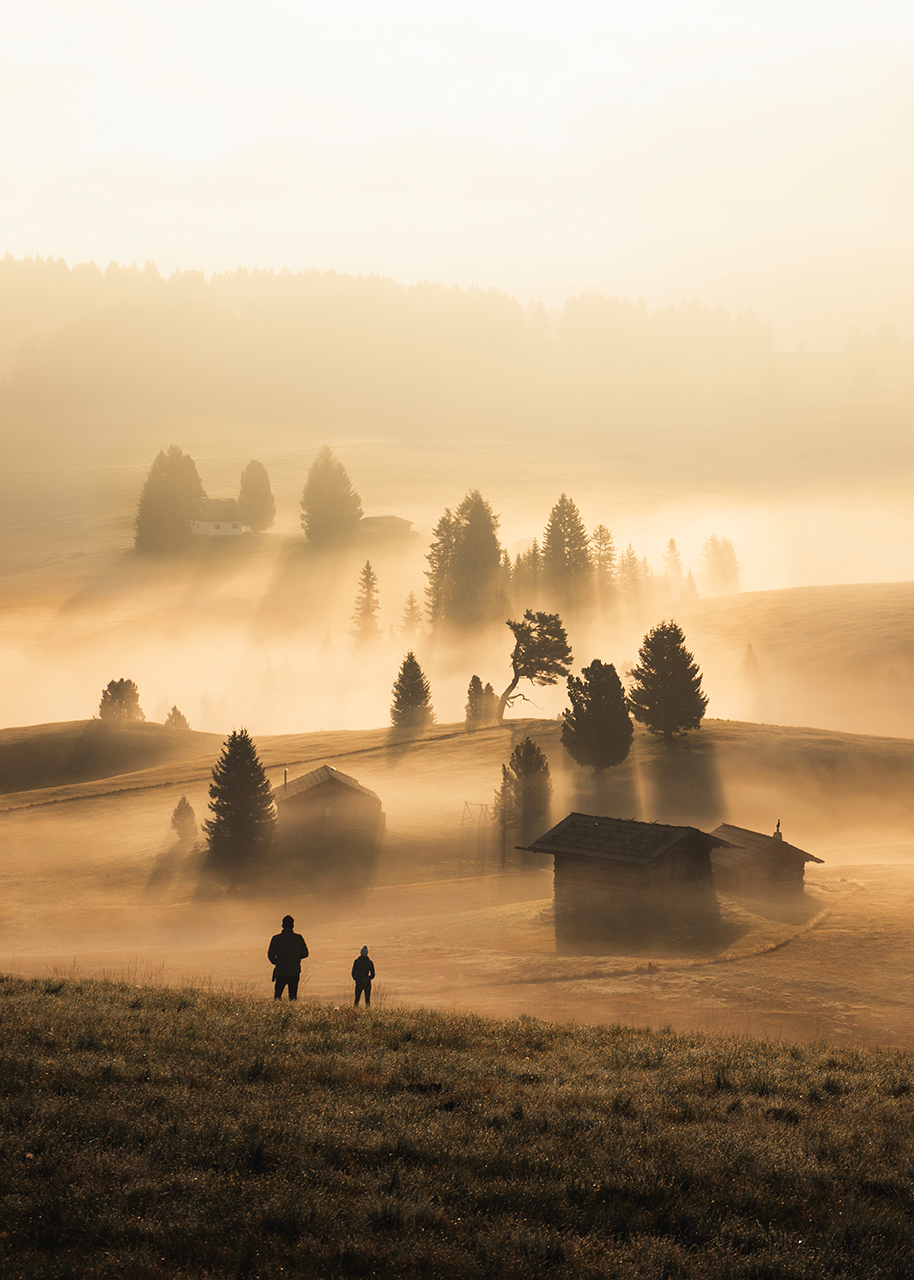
[99, 678, 145, 721]
[699, 535, 741, 594]
[203, 729, 275, 881]
[134, 446, 205, 553]
[627, 620, 708, 741]
[399, 592, 423, 638]
[425, 491, 504, 629]
[542, 494, 592, 607]
[465, 674, 486, 730]
[562, 659, 634, 770]
[498, 737, 553, 843]
[238, 459, 276, 532]
[300, 446, 363, 547]
[165, 705, 190, 729]
[591, 525, 615, 610]
[171, 795, 197, 842]
[351, 561, 381, 645]
[662, 539, 684, 597]
[390, 652, 435, 729]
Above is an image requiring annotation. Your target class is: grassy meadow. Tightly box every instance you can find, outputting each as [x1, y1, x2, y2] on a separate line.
[4, 973, 914, 1279]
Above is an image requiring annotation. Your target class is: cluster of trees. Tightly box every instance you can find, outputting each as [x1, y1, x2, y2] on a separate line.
[2, 256, 778, 431]
[490, 619, 708, 844]
[97, 679, 189, 729]
[134, 447, 276, 553]
[423, 488, 739, 632]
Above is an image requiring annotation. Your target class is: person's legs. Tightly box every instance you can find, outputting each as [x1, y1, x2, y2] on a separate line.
[354, 982, 366, 1006]
[364, 981, 371, 1008]
[288, 975, 300, 1001]
[274, 977, 286, 1000]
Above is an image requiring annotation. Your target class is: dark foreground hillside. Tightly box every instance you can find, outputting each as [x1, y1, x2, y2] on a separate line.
[2, 977, 914, 1278]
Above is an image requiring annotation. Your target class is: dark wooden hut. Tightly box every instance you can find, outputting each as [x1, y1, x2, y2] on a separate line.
[274, 765, 385, 883]
[521, 813, 727, 946]
[710, 823, 822, 894]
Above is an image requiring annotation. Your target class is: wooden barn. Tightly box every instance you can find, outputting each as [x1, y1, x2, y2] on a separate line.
[274, 765, 385, 884]
[710, 823, 823, 894]
[522, 813, 728, 946]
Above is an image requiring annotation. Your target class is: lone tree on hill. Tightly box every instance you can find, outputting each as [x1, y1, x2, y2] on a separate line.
[237, 460, 276, 532]
[300, 446, 363, 547]
[390, 652, 435, 729]
[134, 446, 205, 553]
[203, 729, 275, 882]
[465, 675, 498, 730]
[171, 795, 197, 842]
[351, 561, 381, 645]
[165, 705, 190, 729]
[699, 534, 741, 595]
[627, 620, 708, 741]
[496, 609, 572, 721]
[99, 678, 145, 722]
[562, 659, 634, 771]
[495, 737, 553, 844]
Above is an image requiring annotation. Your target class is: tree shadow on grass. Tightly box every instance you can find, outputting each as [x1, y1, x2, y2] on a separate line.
[637, 737, 726, 827]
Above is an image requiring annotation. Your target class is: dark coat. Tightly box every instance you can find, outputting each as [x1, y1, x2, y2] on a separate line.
[351, 954, 375, 983]
[268, 928, 309, 977]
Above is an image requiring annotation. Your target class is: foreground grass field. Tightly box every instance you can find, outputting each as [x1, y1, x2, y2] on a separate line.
[4, 976, 914, 1278]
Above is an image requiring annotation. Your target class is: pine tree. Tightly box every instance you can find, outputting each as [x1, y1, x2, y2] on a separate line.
[627, 621, 708, 741]
[662, 539, 684, 597]
[618, 543, 642, 607]
[498, 737, 553, 843]
[699, 535, 741, 594]
[238, 459, 276, 532]
[171, 795, 197, 841]
[497, 609, 573, 721]
[390, 652, 435, 729]
[465, 675, 498, 730]
[425, 509, 456, 628]
[591, 525, 615, 610]
[134, 446, 205, 553]
[203, 729, 275, 881]
[99, 678, 145, 721]
[351, 561, 381, 645]
[300, 446, 363, 547]
[542, 494, 592, 607]
[425, 491, 504, 629]
[562, 659, 634, 770]
[400, 592, 423, 638]
[165, 705, 190, 729]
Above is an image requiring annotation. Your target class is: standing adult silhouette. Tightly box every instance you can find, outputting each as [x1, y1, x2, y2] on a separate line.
[351, 946, 375, 1007]
[268, 915, 309, 1000]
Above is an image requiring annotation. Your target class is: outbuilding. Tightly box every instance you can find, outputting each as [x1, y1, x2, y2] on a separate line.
[522, 812, 727, 945]
[274, 765, 385, 884]
[710, 823, 823, 894]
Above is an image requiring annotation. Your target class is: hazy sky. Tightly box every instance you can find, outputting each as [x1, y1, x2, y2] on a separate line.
[3, 2, 914, 346]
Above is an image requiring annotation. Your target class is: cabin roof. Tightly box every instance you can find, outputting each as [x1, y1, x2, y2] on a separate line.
[275, 764, 381, 805]
[520, 812, 727, 866]
[188, 497, 245, 523]
[710, 823, 824, 867]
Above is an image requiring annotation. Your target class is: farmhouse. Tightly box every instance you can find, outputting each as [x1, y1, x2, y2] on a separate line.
[188, 498, 250, 537]
[522, 812, 728, 946]
[710, 823, 823, 894]
[274, 765, 385, 883]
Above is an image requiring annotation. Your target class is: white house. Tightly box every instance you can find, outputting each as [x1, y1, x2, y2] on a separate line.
[188, 498, 250, 537]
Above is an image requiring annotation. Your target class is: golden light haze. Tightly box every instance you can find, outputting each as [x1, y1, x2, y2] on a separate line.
[3, 1, 914, 347]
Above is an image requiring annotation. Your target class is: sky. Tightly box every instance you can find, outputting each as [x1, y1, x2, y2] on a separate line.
[2, 1, 914, 347]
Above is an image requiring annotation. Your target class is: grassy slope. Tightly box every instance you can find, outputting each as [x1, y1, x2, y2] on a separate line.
[684, 580, 914, 737]
[3, 975, 914, 1279]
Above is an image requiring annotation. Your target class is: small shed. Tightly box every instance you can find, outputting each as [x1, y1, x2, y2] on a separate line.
[358, 515, 415, 541]
[522, 813, 727, 945]
[711, 823, 823, 894]
[188, 498, 250, 537]
[274, 765, 385, 882]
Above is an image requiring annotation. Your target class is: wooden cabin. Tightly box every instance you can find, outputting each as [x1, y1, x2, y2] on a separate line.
[188, 498, 250, 537]
[274, 765, 385, 882]
[711, 823, 823, 894]
[522, 813, 727, 946]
